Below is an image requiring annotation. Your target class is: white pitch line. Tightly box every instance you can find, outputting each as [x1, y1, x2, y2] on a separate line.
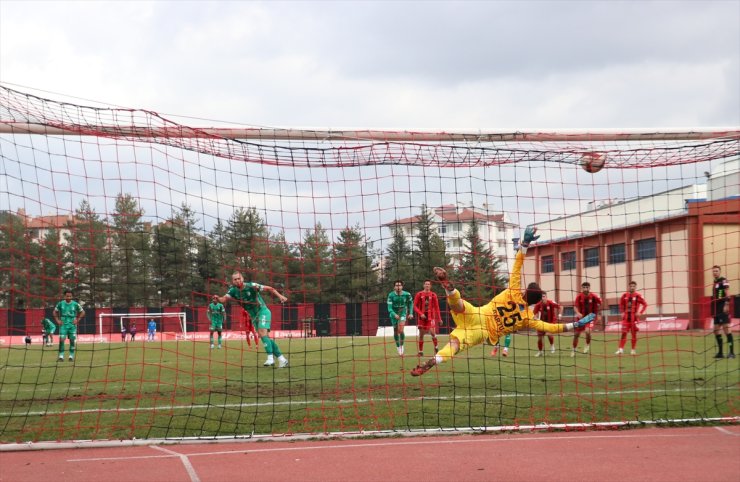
[713, 426, 739, 436]
[1, 385, 736, 418]
[150, 445, 201, 482]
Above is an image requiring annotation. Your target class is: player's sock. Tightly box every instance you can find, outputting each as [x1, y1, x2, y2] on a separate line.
[503, 334, 511, 349]
[272, 340, 283, 357]
[393, 333, 400, 347]
[218, 334, 222, 346]
[69, 336, 76, 355]
[631, 334, 637, 350]
[418, 339, 424, 353]
[537, 339, 543, 351]
[715, 334, 724, 355]
[261, 336, 273, 354]
[619, 333, 627, 349]
[210, 334, 214, 345]
[400, 332, 405, 347]
[727, 334, 734, 354]
[432, 335, 438, 351]
[58, 336, 66, 357]
[436, 344, 455, 362]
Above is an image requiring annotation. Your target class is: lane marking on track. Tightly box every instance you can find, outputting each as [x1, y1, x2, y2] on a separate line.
[67, 430, 712, 462]
[150, 445, 201, 482]
[713, 426, 739, 436]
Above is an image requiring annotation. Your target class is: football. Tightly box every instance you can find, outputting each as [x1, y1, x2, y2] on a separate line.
[579, 152, 606, 173]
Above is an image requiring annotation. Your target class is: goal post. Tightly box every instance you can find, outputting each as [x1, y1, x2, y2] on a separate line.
[97, 312, 187, 340]
[1, 84, 738, 444]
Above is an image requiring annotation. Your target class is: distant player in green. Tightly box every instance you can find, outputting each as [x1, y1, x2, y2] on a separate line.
[218, 272, 289, 367]
[41, 316, 56, 347]
[387, 280, 413, 356]
[208, 295, 226, 349]
[54, 290, 84, 362]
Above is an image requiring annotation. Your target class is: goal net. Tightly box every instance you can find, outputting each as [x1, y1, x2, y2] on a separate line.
[0, 84, 738, 444]
[97, 312, 187, 340]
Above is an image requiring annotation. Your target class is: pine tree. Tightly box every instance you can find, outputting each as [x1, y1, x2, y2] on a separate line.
[333, 225, 378, 302]
[65, 200, 112, 308]
[224, 207, 269, 275]
[110, 194, 150, 307]
[153, 204, 202, 306]
[413, 205, 449, 293]
[455, 218, 508, 305]
[297, 223, 333, 302]
[383, 227, 414, 290]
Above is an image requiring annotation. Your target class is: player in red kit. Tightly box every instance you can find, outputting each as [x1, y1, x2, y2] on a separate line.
[533, 291, 562, 356]
[413, 280, 441, 356]
[241, 309, 259, 349]
[615, 281, 647, 355]
[572, 281, 601, 356]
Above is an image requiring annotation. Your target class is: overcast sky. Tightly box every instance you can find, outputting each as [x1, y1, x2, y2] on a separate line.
[1, 1, 738, 249]
[1, 0, 738, 129]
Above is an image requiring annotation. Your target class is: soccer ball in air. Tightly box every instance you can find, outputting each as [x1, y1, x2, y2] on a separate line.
[579, 152, 606, 173]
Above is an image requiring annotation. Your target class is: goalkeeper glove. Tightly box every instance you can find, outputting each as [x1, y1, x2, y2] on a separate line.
[520, 226, 540, 248]
[574, 313, 595, 328]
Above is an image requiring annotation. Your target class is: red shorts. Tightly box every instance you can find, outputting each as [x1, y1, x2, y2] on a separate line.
[417, 318, 437, 331]
[574, 322, 593, 334]
[621, 321, 639, 333]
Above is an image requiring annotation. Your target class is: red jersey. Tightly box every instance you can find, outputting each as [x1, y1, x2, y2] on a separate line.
[241, 309, 255, 331]
[533, 299, 561, 323]
[413, 290, 441, 324]
[619, 291, 647, 322]
[574, 292, 602, 317]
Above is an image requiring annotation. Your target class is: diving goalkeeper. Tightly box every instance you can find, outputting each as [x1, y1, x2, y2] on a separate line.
[411, 227, 594, 377]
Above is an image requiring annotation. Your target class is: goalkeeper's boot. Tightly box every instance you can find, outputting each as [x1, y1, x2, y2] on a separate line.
[583, 345, 590, 354]
[263, 357, 275, 367]
[630, 349, 637, 355]
[615, 348, 624, 355]
[411, 364, 431, 377]
[727, 353, 736, 359]
[278, 357, 289, 368]
[535, 351, 543, 357]
[502, 347, 509, 357]
[491, 345, 499, 356]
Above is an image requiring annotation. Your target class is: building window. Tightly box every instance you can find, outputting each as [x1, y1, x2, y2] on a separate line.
[439, 222, 446, 234]
[609, 305, 620, 316]
[635, 237, 657, 261]
[608, 243, 626, 264]
[584, 247, 599, 268]
[563, 307, 575, 317]
[561, 251, 576, 271]
[541, 255, 554, 273]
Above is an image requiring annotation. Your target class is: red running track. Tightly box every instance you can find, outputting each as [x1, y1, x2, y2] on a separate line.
[1, 426, 739, 482]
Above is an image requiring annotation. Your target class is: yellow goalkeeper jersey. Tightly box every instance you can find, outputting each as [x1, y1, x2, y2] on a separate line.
[479, 251, 565, 343]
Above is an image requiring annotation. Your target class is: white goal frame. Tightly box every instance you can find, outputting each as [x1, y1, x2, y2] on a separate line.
[97, 312, 187, 340]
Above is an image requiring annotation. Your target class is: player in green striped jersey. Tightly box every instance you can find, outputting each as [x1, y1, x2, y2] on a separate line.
[41, 316, 56, 347]
[219, 272, 289, 367]
[207, 295, 226, 349]
[387, 280, 413, 356]
[53, 290, 84, 361]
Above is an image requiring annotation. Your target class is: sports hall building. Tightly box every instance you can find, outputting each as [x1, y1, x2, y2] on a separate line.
[522, 158, 739, 329]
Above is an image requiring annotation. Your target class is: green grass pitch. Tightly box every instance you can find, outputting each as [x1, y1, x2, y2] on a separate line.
[0, 332, 737, 442]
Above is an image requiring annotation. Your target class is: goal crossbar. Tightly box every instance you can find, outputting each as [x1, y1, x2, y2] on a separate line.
[1, 121, 739, 142]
